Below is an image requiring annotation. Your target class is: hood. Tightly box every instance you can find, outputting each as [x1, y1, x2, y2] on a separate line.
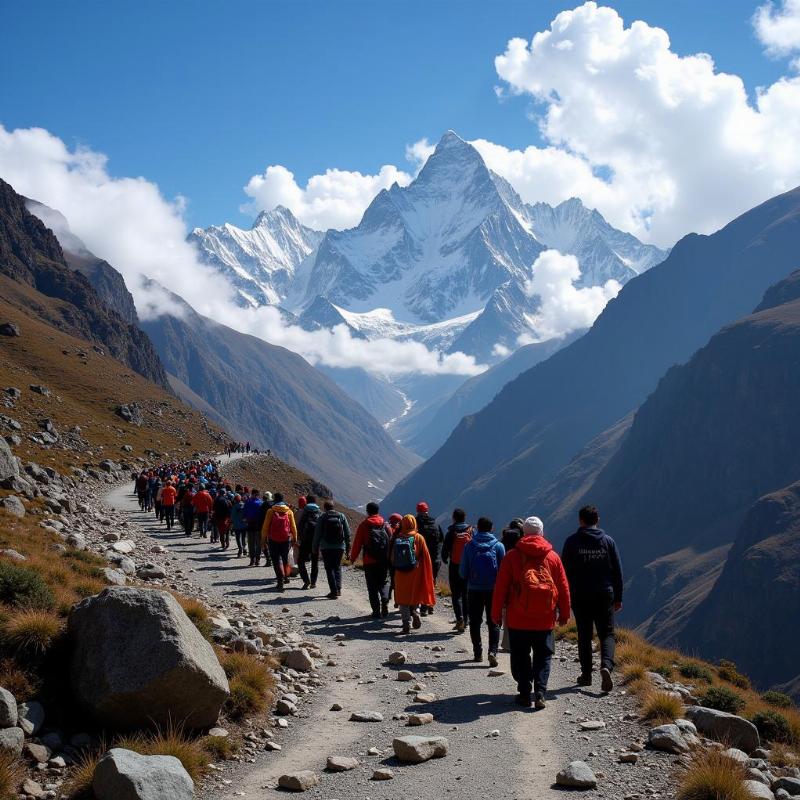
[449, 522, 471, 532]
[472, 531, 498, 546]
[578, 526, 606, 539]
[272, 502, 290, 511]
[305, 503, 320, 511]
[365, 514, 385, 526]
[516, 535, 554, 559]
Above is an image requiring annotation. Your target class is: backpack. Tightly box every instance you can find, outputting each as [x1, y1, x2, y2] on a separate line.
[301, 507, 321, 544]
[417, 515, 441, 558]
[268, 508, 292, 542]
[364, 524, 389, 561]
[514, 554, 558, 615]
[321, 512, 345, 546]
[469, 541, 499, 586]
[393, 535, 417, 572]
[450, 525, 473, 565]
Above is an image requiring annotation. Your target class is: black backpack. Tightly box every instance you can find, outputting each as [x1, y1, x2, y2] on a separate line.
[322, 512, 345, 546]
[302, 507, 321, 543]
[364, 524, 389, 561]
[417, 514, 442, 559]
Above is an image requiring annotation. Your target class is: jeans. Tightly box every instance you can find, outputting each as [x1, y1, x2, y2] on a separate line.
[468, 588, 499, 657]
[363, 563, 389, 614]
[267, 540, 291, 585]
[572, 589, 616, 675]
[183, 508, 194, 536]
[163, 505, 175, 530]
[234, 528, 248, 555]
[422, 562, 441, 612]
[449, 562, 469, 623]
[321, 548, 343, 594]
[297, 542, 318, 586]
[508, 628, 554, 698]
[247, 527, 261, 565]
[196, 512, 209, 536]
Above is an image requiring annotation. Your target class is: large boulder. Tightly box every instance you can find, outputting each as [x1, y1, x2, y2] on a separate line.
[93, 748, 193, 800]
[0, 437, 18, 483]
[0, 688, 17, 727]
[69, 588, 229, 729]
[685, 706, 760, 753]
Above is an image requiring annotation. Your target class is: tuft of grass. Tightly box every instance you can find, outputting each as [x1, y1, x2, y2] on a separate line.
[717, 660, 750, 690]
[768, 742, 800, 767]
[761, 691, 794, 709]
[700, 686, 746, 714]
[679, 661, 714, 682]
[555, 619, 578, 642]
[203, 734, 238, 761]
[0, 561, 55, 610]
[0, 608, 63, 656]
[435, 579, 451, 598]
[751, 710, 792, 744]
[0, 751, 20, 800]
[641, 690, 684, 723]
[63, 747, 103, 799]
[621, 662, 646, 684]
[676, 748, 750, 800]
[220, 650, 275, 720]
[0, 658, 39, 701]
[172, 594, 213, 641]
[114, 724, 207, 783]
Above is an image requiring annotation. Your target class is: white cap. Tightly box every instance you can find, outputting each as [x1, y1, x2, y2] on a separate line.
[523, 516, 544, 536]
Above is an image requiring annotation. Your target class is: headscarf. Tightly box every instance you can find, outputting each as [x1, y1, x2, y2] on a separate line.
[400, 514, 417, 535]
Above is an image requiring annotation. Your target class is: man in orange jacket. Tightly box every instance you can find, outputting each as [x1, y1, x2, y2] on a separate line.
[160, 481, 177, 531]
[492, 516, 570, 710]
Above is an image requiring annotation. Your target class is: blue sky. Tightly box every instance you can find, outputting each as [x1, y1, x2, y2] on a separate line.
[0, 0, 788, 230]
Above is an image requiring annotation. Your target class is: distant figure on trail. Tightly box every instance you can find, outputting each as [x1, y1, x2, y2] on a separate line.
[192, 485, 214, 538]
[296, 495, 321, 589]
[160, 480, 177, 531]
[460, 516, 505, 666]
[441, 507, 473, 634]
[492, 516, 570, 709]
[561, 504, 623, 693]
[261, 492, 297, 592]
[350, 501, 391, 619]
[231, 493, 248, 557]
[243, 489, 263, 566]
[415, 501, 443, 616]
[390, 515, 435, 635]
[312, 501, 351, 599]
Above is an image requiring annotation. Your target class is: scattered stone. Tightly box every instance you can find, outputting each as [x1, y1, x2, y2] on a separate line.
[93, 748, 193, 800]
[397, 670, 414, 681]
[17, 700, 45, 736]
[774, 777, 800, 796]
[648, 724, 690, 754]
[136, 564, 166, 580]
[556, 761, 598, 789]
[101, 568, 127, 586]
[0, 496, 25, 518]
[0, 439, 18, 484]
[744, 780, 777, 800]
[0, 323, 20, 337]
[0, 548, 25, 561]
[685, 706, 760, 753]
[116, 404, 144, 427]
[414, 692, 436, 703]
[208, 727, 228, 738]
[29, 385, 50, 396]
[24, 742, 51, 763]
[67, 533, 87, 550]
[21, 778, 44, 799]
[278, 771, 319, 791]
[579, 720, 606, 731]
[0, 726, 24, 756]
[279, 647, 315, 672]
[619, 752, 639, 764]
[392, 735, 448, 763]
[276, 699, 297, 716]
[349, 710, 383, 722]
[112, 540, 136, 554]
[409, 713, 434, 726]
[0, 687, 17, 727]
[723, 747, 750, 763]
[388, 650, 407, 665]
[326, 755, 359, 772]
[372, 768, 394, 780]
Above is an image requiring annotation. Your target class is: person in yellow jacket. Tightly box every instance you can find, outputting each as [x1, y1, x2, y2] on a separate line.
[260, 492, 298, 592]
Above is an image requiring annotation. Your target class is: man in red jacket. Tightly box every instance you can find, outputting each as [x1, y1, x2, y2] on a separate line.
[492, 516, 570, 710]
[192, 486, 214, 538]
[350, 502, 390, 619]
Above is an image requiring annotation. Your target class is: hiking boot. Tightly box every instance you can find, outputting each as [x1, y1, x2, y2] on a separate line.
[455, 620, 466, 634]
[419, 607, 428, 616]
[473, 652, 483, 663]
[402, 622, 411, 635]
[326, 591, 337, 599]
[534, 693, 547, 710]
[301, 581, 310, 590]
[371, 611, 381, 619]
[381, 601, 389, 618]
[600, 667, 614, 693]
[488, 653, 499, 668]
[336, 591, 342, 598]
[577, 673, 592, 687]
[309, 582, 316, 589]
[276, 582, 285, 593]
[284, 576, 291, 584]
[515, 694, 532, 707]
[411, 612, 422, 629]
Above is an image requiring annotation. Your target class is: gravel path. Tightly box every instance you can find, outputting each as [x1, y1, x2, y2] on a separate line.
[102, 473, 679, 800]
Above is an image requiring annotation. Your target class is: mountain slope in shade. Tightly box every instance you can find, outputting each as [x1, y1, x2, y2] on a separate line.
[189, 206, 323, 306]
[385, 186, 800, 524]
[140, 287, 419, 507]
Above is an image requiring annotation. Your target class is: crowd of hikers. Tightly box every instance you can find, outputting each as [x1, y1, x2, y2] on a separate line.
[134, 458, 623, 710]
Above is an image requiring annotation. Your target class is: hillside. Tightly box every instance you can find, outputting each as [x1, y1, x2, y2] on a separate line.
[386, 185, 800, 523]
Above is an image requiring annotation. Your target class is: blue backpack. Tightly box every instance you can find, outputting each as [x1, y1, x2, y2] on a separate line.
[393, 535, 418, 572]
[470, 541, 499, 586]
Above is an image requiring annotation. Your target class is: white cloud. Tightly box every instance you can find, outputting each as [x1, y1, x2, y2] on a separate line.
[521, 249, 620, 342]
[0, 125, 483, 378]
[242, 163, 413, 231]
[405, 138, 435, 170]
[754, 0, 800, 64]
[492, 1, 800, 246]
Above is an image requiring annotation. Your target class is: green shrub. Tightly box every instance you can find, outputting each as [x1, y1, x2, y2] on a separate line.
[717, 659, 750, 689]
[761, 691, 794, 709]
[0, 561, 55, 610]
[653, 664, 673, 679]
[751, 711, 792, 743]
[700, 686, 746, 714]
[678, 662, 714, 682]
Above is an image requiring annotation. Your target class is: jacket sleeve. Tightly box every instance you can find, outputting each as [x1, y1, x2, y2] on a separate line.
[608, 537, 623, 603]
[290, 509, 298, 544]
[491, 555, 512, 625]
[350, 521, 365, 563]
[551, 553, 571, 623]
[441, 527, 453, 564]
[261, 507, 273, 545]
[342, 514, 352, 551]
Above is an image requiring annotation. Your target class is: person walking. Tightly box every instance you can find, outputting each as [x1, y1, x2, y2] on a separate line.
[214, 489, 233, 550]
[441, 508, 473, 633]
[350, 502, 391, 619]
[492, 516, 570, 709]
[160, 480, 177, 531]
[192, 485, 214, 538]
[390, 515, 436, 635]
[261, 493, 297, 591]
[296, 495, 321, 589]
[386, 512, 403, 608]
[312, 501, 351, 599]
[460, 517, 505, 666]
[415, 502, 443, 615]
[561, 505, 623, 693]
[231, 494, 248, 557]
[500, 518, 525, 650]
[243, 489, 264, 565]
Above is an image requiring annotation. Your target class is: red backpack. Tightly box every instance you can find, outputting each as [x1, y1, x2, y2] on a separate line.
[513, 553, 558, 615]
[269, 508, 292, 542]
[450, 526, 473, 565]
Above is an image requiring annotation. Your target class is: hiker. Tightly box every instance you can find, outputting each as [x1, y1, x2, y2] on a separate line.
[192, 485, 214, 538]
[160, 480, 177, 530]
[500, 518, 525, 649]
[460, 517, 505, 666]
[153, 478, 163, 520]
[181, 484, 196, 535]
[231, 493, 248, 557]
[257, 491, 274, 567]
[261, 492, 297, 591]
[442, 508, 473, 633]
[350, 502, 391, 619]
[296, 494, 321, 589]
[214, 489, 233, 550]
[390, 515, 435, 635]
[492, 516, 570, 709]
[312, 501, 351, 599]
[415, 501, 444, 615]
[561, 505, 624, 693]
[243, 489, 263, 565]
[386, 512, 403, 607]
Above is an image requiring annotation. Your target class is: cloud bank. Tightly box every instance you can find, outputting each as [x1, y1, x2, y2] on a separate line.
[754, 0, 800, 65]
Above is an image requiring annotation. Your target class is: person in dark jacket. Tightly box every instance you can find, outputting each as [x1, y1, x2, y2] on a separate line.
[561, 504, 624, 693]
[350, 502, 391, 619]
[500, 517, 525, 650]
[243, 489, 263, 566]
[441, 508, 473, 633]
[313, 501, 352, 599]
[415, 501, 444, 615]
[296, 495, 321, 589]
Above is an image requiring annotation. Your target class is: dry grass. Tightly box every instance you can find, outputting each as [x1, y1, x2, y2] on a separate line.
[0, 658, 39, 702]
[63, 747, 104, 799]
[171, 593, 213, 641]
[769, 742, 800, 767]
[0, 752, 20, 800]
[114, 724, 207, 783]
[676, 748, 750, 800]
[203, 734, 238, 761]
[0, 608, 63, 656]
[717, 660, 751, 690]
[436, 579, 452, 598]
[555, 619, 578, 642]
[220, 650, 276, 720]
[641, 690, 684, 723]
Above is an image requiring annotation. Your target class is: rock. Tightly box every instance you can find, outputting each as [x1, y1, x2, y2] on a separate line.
[349, 710, 383, 722]
[744, 780, 777, 799]
[264, 740, 282, 751]
[392, 735, 448, 763]
[556, 761, 598, 789]
[326, 755, 359, 772]
[253, 625, 277, 644]
[0, 548, 25, 561]
[29, 384, 50, 396]
[93, 748, 193, 800]
[329, 703, 343, 711]
[208, 727, 228, 737]
[0, 322, 20, 337]
[17, 700, 44, 736]
[619, 752, 639, 764]
[685, 706, 760, 753]
[136, 564, 166, 580]
[0, 495, 25, 518]
[116, 404, 144, 427]
[278, 771, 319, 791]
[408, 713, 434, 726]
[67, 533, 87, 550]
[414, 692, 436, 703]
[99, 459, 121, 473]
[675, 718, 698, 735]
[774, 777, 800, 796]
[648, 724, 690, 753]
[102, 568, 127, 586]
[724, 747, 750, 763]
[388, 650, 407, 665]
[748, 769, 771, 785]
[372, 768, 394, 780]
[21, 778, 44, 799]
[68, 587, 229, 729]
[103, 532, 121, 543]
[276, 699, 297, 716]
[0, 726, 24, 756]
[579, 720, 606, 731]
[397, 670, 414, 681]
[112, 540, 136, 554]
[24, 742, 51, 763]
[280, 648, 315, 672]
[0, 687, 18, 727]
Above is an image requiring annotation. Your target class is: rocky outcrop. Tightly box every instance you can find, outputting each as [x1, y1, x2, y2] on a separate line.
[684, 707, 760, 753]
[68, 588, 229, 729]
